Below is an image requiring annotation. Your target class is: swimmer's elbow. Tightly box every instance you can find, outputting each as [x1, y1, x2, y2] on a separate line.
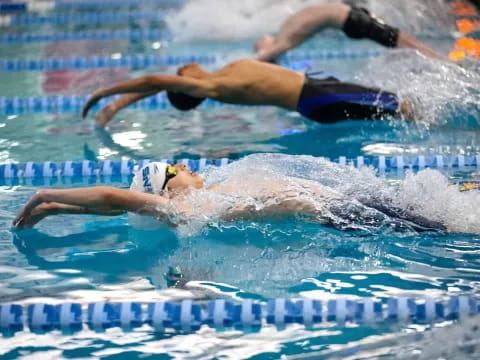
[100, 187, 133, 210]
[99, 187, 122, 205]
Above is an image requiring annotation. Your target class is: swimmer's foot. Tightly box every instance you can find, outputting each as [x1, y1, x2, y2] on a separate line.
[177, 63, 210, 79]
[399, 100, 415, 121]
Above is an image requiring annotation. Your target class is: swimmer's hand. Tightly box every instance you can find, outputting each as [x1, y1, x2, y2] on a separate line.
[13, 202, 66, 229]
[82, 88, 106, 118]
[13, 191, 45, 229]
[95, 103, 117, 128]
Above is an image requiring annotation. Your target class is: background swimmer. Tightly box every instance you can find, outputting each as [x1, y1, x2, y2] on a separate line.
[254, 3, 448, 62]
[82, 59, 412, 128]
[13, 157, 447, 233]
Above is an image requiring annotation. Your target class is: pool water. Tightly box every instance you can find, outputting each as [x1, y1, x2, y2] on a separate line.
[1, 0, 480, 358]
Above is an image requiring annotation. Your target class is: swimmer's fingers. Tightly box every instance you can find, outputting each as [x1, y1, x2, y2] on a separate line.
[12, 191, 45, 228]
[82, 95, 100, 118]
[82, 89, 106, 118]
[13, 203, 54, 229]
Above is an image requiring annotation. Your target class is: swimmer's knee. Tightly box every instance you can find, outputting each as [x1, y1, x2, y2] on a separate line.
[342, 7, 400, 47]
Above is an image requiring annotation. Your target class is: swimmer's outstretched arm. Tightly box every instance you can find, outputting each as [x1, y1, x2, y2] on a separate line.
[82, 75, 216, 118]
[95, 91, 157, 128]
[13, 187, 169, 229]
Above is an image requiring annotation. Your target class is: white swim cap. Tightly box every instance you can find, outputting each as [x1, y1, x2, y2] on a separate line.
[130, 162, 173, 194]
[129, 162, 173, 230]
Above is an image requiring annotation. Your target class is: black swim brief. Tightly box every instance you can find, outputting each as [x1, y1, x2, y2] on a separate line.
[296, 76, 400, 123]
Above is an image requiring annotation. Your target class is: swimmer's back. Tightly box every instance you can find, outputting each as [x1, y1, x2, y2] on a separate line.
[210, 60, 304, 109]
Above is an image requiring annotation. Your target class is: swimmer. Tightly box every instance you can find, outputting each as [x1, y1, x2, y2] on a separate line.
[13, 161, 446, 233]
[255, 3, 448, 62]
[82, 59, 413, 128]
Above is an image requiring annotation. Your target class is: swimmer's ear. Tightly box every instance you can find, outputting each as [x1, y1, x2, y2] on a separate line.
[167, 91, 205, 111]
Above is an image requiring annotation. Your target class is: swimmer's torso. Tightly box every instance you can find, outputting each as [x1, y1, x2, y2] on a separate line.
[164, 175, 344, 223]
[161, 174, 446, 232]
[201, 175, 343, 221]
[208, 60, 304, 110]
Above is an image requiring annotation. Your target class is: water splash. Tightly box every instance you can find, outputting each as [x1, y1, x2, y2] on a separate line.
[360, 0, 454, 35]
[166, 0, 454, 42]
[354, 50, 480, 127]
[391, 317, 480, 360]
[166, 0, 323, 41]
[155, 153, 480, 235]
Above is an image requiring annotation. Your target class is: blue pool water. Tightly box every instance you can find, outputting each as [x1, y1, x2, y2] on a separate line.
[1, 0, 480, 358]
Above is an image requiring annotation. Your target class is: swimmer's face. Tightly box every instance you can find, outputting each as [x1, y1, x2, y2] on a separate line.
[167, 163, 204, 191]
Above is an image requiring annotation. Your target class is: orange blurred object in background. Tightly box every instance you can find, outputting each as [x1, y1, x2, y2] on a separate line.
[449, 0, 480, 60]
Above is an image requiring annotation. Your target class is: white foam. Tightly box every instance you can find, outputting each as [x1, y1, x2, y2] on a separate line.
[165, 0, 327, 41]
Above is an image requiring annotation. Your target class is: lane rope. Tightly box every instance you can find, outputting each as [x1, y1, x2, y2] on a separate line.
[0, 28, 171, 43]
[0, 10, 169, 27]
[1, 155, 480, 180]
[0, 50, 382, 72]
[0, 296, 477, 334]
[0, 0, 184, 14]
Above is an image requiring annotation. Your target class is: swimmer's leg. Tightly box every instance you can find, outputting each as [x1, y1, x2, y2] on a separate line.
[396, 32, 448, 60]
[343, 7, 447, 60]
[298, 78, 403, 122]
[358, 199, 447, 232]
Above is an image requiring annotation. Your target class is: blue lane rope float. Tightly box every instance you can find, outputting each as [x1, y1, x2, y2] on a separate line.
[0, 11, 168, 27]
[0, 296, 478, 334]
[0, 158, 232, 180]
[0, 50, 382, 72]
[0, 54, 218, 72]
[0, 93, 231, 115]
[0, 28, 171, 44]
[1, 155, 480, 181]
[0, 0, 184, 14]
[281, 48, 382, 62]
